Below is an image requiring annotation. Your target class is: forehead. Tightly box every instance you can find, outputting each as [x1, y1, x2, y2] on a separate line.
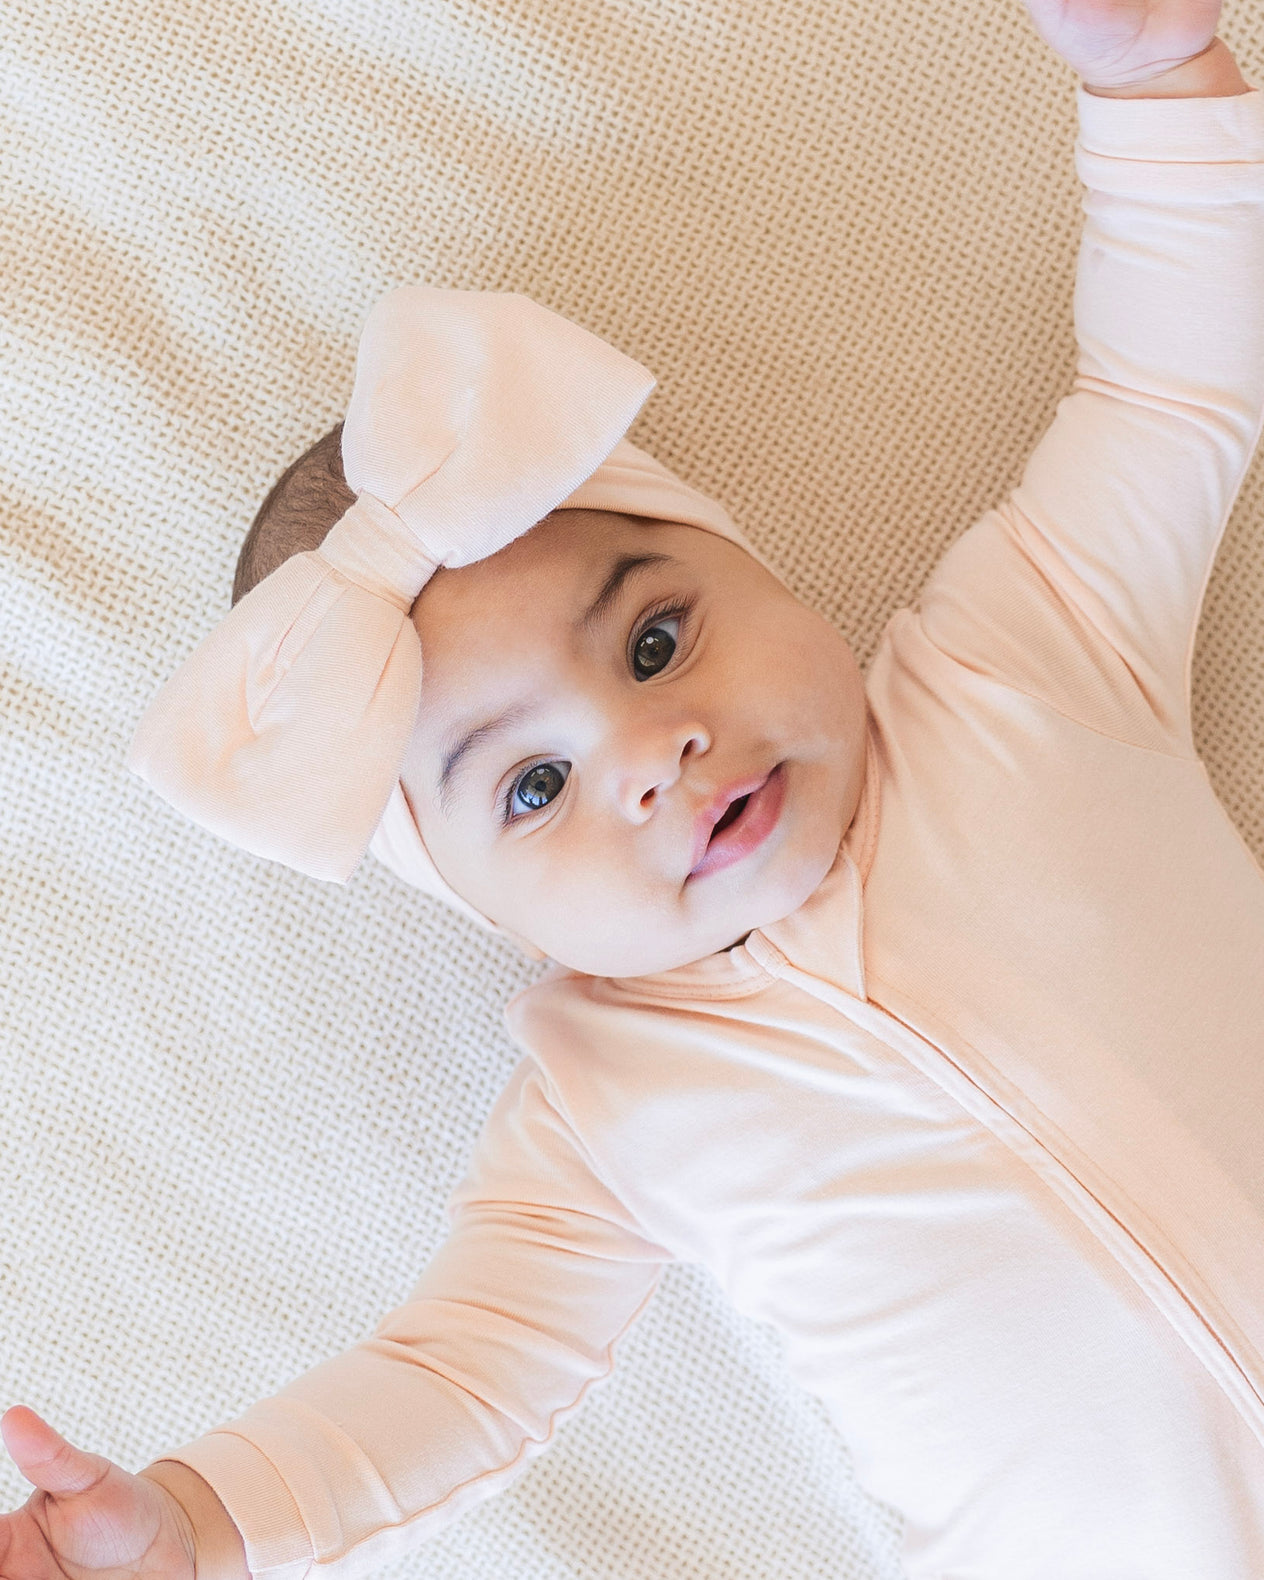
[407, 508, 674, 727]
[413, 509, 668, 652]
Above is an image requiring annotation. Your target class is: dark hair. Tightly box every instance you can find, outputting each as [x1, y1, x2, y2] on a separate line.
[232, 422, 356, 605]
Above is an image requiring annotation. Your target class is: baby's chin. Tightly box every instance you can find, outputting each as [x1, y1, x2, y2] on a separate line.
[523, 859, 837, 979]
[541, 926, 744, 980]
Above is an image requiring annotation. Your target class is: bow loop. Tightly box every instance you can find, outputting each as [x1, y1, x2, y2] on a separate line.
[344, 286, 657, 568]
[128, 552, 420, 881]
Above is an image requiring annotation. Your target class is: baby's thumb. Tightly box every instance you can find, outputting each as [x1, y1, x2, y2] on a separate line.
[1, 1407, 108, 1499]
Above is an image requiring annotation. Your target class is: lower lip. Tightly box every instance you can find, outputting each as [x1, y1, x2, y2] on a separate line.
[689, 764, 787, 880]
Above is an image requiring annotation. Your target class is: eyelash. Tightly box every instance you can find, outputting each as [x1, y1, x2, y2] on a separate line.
[498, 595, 696, 827]
[630, 597, 693, 668]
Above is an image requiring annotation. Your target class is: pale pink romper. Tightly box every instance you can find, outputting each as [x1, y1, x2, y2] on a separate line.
[151, 83, 1264, 1579]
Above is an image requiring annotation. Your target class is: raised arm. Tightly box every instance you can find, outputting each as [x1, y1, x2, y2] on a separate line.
[918, 26, 1264, 751]
[139, 1060, 668, 1580]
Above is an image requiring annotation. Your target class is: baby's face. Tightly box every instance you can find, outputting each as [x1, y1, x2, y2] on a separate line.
[401, 509, 867, 976]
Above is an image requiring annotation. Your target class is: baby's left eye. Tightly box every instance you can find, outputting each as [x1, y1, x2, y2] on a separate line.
[632, 615, 681, 681]
[511, 760, 569, 815]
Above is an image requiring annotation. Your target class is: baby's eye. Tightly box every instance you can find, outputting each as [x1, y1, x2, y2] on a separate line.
[508, 760, 570, 819]
[632, 615, 681, 681]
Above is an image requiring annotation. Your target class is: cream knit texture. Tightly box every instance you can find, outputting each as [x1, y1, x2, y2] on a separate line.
[2, 1, 1262, 1577]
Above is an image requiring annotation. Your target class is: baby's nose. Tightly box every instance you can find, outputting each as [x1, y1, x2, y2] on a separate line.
[619, 725, 710, 821]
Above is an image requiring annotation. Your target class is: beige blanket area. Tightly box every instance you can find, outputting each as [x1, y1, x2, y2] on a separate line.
[3, 1, 1263, 1576]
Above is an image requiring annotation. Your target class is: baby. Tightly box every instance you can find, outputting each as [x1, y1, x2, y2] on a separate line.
[4, 3, 1264, 1578]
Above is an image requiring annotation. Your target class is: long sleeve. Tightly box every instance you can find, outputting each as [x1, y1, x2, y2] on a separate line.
[144, 1059, 670, 1580]
[916, 83, 1264, 754]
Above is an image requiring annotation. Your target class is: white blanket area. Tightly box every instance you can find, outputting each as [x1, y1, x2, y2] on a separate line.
[3, 1, 1263, 1576]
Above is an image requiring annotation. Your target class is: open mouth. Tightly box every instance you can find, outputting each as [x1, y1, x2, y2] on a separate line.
[688, 765, 786, 880]
[709, 794, 750, 842]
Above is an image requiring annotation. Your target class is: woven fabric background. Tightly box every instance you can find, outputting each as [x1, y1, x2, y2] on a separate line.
[2, 1, 1262, 1575]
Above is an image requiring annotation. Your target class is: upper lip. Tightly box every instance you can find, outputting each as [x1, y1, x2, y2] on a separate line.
[687, 770, 772, 875]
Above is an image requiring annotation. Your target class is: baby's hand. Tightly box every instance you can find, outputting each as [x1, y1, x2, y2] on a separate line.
[1021, 0, 1222, 91]
[0, 1408, 195, 1580]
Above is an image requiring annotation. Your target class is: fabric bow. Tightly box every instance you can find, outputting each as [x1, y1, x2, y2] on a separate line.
[128, 286, 753, 928]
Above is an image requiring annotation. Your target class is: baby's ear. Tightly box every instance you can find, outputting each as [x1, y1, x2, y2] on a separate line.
[232, 422, 354, 605]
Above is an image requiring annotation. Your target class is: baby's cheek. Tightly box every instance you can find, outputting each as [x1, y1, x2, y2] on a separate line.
[508, 850, 612, 952]
[535, 859, 688, 976]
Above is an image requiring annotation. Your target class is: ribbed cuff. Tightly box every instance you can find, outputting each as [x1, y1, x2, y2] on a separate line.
[1076, 79, 1264, 162]
[1073, 82, 1264, 206]
[142, 1434, 313, 1580]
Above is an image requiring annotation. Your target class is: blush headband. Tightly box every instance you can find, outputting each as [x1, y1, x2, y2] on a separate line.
[128, 286, 758, 932]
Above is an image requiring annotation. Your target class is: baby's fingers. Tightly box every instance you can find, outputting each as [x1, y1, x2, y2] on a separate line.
[0, 1407, 164, 1580]
[0, 1411, 109, 1503]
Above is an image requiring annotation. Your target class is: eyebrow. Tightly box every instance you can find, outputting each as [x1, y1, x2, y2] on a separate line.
[436, 550, 678, 815]
[576, 551, 674, 636]
[437, 702, 531, 815]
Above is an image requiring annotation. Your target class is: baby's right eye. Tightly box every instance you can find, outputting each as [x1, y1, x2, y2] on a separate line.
[505, 760, 570, 822]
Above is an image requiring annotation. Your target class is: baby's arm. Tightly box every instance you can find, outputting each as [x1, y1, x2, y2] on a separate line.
[1015, 37, 1259, 738]
[916, 28, 1264, 751]
[129, 1059, 666, 1580]
[3, 1062, 665, 1580]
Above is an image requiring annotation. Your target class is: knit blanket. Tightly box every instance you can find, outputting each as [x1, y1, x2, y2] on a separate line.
[3, 1, 1262, 1575]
